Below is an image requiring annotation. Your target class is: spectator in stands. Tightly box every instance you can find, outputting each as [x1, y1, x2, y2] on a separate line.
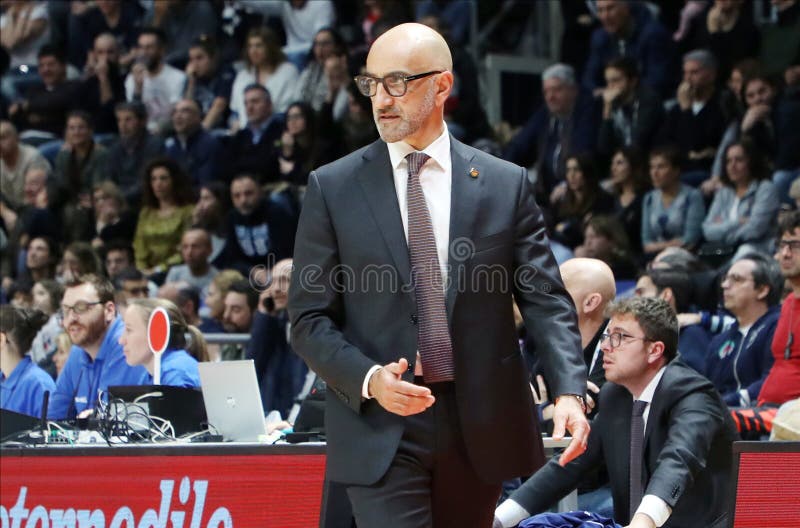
[103, 240, 134, 279]
[0, 119, 49, 210]
[183, 35, 234, 131]
[318, 82, 377, 155]
[52, 332, 70, 379]
[634, 267, 711, 373]
[80, 32, 127, 135]
[29, 278, 64, 376]
[125, 27, 186, 134]
[248, 258, 308, 417]
[220, 279, 257, 361]
[0, 0, 50, 70]
[214, 173, 297, 276]
[164, 98, 223, 186]
[705, 254, 782, 408]
[605, 146, 648, 253]
[119, 298, 202, 387]
[59, 241, 103, 284]
[503, 63, 598, 200]
[657, 49, 727, 184]
[54, 111, 109, 242]
[67, 0, 142, 70]
[164, 227, 218, 296]
[583, 0, 677, 98]
[596, 57, 663, 159]
[145, 0, 218, 69]
[202, 268, 244, 329]
[549, 153, 614, 251]
[574, 215, 638, 280]
[495, 297, 737, 528]
[230, 27, 299, 123]
[0, 305, 55, 417]
[90, 181, 136, 250]
[112, 267, 150, 309]
[276, 102, 337, 186]
[49, 274, 148, 419]
[294, 27, 349, 118]
[8, 45, 82, 137]
[641, 146, 706, 258]
[702, 140, 779, 260]
[19, 236, 58, 285]
[226, 84, 282, 182]
[238, 0, 335, 69]
[771, 67, 800, 203]
[105, 101, 164, 206]
[680, 0, 760, 80]
[158, 282, 222, 337]
[132, 157, 194, 277]
[192, 181, 228, 261]
[759, 0, 800, 76]
[758, 211, 800, 405]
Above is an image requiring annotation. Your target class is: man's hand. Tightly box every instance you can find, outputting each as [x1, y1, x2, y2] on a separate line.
[585, 381, 600, 412]
[625, 512, 657, 528]
[368, 358, 435, 416]
[677, 81, 692, 110]
[552, 394, 590, 466]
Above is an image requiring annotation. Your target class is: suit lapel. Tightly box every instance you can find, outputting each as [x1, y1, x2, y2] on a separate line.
[446, 139, 481, 322]
[356, 141, 412, 286]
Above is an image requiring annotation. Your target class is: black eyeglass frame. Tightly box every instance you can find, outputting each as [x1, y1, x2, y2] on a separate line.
[353, 70, 444, 97]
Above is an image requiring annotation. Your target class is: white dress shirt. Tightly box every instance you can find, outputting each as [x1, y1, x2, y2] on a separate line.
[361, 126, 453, 398]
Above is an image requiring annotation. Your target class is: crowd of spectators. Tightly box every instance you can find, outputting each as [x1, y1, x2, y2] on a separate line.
[1, 0, 799, 456]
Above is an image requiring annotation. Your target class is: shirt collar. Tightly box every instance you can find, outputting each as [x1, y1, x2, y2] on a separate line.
[386, 124, 451, 174]
[636, 365, 667, 404]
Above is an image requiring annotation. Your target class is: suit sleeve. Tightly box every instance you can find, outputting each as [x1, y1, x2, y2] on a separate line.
[288, 171, 378, 413]
[512, 168, 586, 398]
[644, 389, 726, 509]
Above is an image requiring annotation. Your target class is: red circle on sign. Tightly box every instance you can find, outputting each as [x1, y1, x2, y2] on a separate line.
[147, 307, 170, 354]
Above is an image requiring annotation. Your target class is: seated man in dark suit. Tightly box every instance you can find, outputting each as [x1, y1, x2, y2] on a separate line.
[225, 84, 282, 183]
[495, 297, 737, 528]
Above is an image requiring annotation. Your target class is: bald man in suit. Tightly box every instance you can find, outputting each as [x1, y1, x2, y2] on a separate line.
[289, 23, 589, 527]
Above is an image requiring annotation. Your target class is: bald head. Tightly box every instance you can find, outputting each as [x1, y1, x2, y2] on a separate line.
[560, 258, 616, 321]
[369, 23, 452, 72]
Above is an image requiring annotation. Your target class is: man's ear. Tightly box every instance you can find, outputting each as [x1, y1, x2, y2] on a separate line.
[755, 284, 769, 302]
[584, 292, 602, 314]
[435, 71, 454, 105]
[658, 287, 673, 304]
[646, 340, 665, 365]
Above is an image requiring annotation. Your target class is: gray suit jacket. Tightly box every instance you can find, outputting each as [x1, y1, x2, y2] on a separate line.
[288, 136, 585, 485]
[509, 360, 737, 528]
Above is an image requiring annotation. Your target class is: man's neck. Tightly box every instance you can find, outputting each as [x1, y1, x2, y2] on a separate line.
[147, 62, 165, 76]
[188, 263, 210, 277]
[736, 303, 769, 329]
[692, 85, 714, 104]
[791, 279, 800, 297]
[626, 366, 661, 400]
[579, 317, 604, 350]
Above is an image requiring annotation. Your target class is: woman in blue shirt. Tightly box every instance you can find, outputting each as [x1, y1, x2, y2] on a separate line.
[118, 299, 203, 388]
[1, 306, 57, 417]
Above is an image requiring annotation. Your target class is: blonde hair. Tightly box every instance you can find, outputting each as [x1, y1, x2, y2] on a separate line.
[55, 331, 72, 353]
[127, 298, 209, 362]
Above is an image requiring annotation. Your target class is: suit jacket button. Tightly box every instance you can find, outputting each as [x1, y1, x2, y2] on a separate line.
[410, 314, 418, 325]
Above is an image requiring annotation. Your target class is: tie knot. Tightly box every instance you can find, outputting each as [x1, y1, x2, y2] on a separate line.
[406, 152, 430, 177]
[632, 400, 647, 417]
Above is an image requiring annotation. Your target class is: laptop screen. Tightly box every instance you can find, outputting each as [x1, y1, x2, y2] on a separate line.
[197, 360, 269, 442]
[107, 385, 206, 437]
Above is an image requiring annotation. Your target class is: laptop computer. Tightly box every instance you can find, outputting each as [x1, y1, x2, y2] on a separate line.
[198, 360, 269, 442]
[107, 385, 207, 437]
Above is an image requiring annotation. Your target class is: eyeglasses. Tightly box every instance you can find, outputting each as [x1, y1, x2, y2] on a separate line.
[721, 273, 753, 284]
[600, 332, 650, 348]
[58, 301, 103, 320]
[354, 70, 443, 97]
[778, 240, 800, 253]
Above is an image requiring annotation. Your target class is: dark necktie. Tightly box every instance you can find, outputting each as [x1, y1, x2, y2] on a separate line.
[406, 151, 454, 382]
[629, 399, 648, 520]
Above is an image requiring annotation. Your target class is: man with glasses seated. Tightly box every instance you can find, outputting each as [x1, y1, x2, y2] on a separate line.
[495, 297, 737, 528]
[703, 254, 782, 408]
[48, 274, 148, 419]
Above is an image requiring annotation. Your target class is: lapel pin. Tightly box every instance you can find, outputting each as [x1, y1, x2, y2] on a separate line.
[469, 167, 479, 178]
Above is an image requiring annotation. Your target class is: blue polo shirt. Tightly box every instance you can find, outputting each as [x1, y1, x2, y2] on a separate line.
[48, 317, 149, 419]
[0, 356, 56, 417]
[153, 349, 200, 388]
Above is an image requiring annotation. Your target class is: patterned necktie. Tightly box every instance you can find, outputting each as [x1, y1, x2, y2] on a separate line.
[629, 399, 648, 520]
[406, 151, 454, 382]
